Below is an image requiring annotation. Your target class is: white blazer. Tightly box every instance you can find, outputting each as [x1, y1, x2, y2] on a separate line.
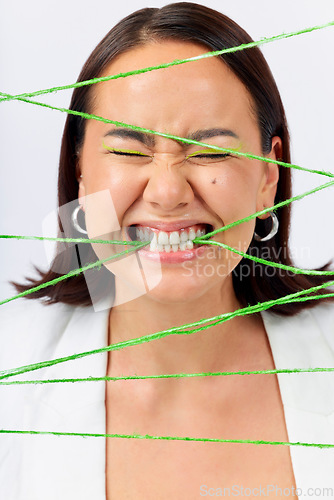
[0, 299, 333, 499]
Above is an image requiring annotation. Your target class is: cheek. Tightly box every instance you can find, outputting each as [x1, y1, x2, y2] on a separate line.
[82, 149, 143, 222]
[192, 168, 259, 252]
[194, 167, 260, 220]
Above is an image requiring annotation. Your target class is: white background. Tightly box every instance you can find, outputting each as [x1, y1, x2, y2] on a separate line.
[1, 0, 333, 301]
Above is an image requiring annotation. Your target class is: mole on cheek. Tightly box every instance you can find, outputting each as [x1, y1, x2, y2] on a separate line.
[211, 176, 225, 185]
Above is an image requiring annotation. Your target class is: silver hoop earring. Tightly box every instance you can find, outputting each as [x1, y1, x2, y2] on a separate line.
[253, 211, 279, 242]
[71, 205, 87, 235]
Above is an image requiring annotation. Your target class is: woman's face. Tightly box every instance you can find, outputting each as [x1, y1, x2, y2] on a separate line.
[78, 41, 280, 307]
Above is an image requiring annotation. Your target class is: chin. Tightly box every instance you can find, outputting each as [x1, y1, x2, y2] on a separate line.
[141, 274, 223, 306]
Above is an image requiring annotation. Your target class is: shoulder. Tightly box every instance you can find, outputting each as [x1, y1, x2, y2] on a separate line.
[262, 301, 334, 357]
[0, 296, 75, 328]
[0, 298, 94, 371]
[262, 302, 334, 416]
[307, 301, 334, 347]
[0, 299, 109, 498]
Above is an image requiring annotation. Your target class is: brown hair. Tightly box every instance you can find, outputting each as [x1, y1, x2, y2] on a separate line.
[13, 2, 333, 315]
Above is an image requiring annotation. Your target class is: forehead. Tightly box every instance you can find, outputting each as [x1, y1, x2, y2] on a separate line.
[88, 41, 258, 145]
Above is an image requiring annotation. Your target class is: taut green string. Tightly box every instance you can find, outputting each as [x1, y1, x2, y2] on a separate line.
[1, 366, 333, 386]
[1, 176, 334, 309]
[1, 284, 334, 381]
[0, 429, 332, 449]
[0, 20, 333, 104]
[0, 235, 141, 245]
[1, 18, 334, 452]
[1, 176, 334, 248]
[0, 241, 148, 306]
[198, 239, 334, 276]
[0, 90, 333, 180]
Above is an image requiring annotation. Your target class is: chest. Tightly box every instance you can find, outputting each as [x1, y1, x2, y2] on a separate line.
[105, 371, 297, 499]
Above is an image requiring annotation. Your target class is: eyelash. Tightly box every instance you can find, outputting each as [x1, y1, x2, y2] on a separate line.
[107, 150, 150, 157]
[191, 153, 230, 159]
[106, 150, 231, 159]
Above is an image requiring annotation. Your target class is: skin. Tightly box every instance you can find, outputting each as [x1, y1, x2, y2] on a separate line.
[77, 41, 297, 498]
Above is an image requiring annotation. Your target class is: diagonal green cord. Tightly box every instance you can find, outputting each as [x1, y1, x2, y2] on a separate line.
[1, 178, 334, 307]
[197, 239, 334, 276]
[1, 177, 334, 247]
[0, 90, 333, 179]
[0, 20, 333, 104]
[200, 181, 334, 239]
[4, 175, 334, 259]
[1, 364, 334, 386]
[1, 19, 334, 450]
[0, 235, 141, 245]
[0, 429, 332, 449]
[0, 241, 148, 306]
[1, 231, 333, 309]
[1, 176, 334, 309]
[1, 283, 334, 381]
[1, 227, 333, 308]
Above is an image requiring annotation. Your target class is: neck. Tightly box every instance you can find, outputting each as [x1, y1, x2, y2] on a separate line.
[107, 275, 262, 376]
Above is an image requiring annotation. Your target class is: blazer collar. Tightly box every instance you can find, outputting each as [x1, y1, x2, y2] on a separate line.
[261, 307, 334, 415]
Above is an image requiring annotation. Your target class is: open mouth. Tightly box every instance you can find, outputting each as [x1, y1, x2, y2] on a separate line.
[126, 223, 214, 253]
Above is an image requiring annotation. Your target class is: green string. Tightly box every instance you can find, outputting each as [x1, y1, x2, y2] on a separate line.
[0, 19, 333, 104]
[0, 173, 333, 309]
[1, 175, 334, 248]
[1, 284, 333, 381]
[1, 366, 333, 386]
[0, 241, 148, 306]
[1, 19, 334, 451]
[199, 239, 334, 276]
[199, 180, 334, 239]
[1, 90, 333, 179]
[0, 235, 141, 245]
[1, 231, 333, 309]
[1, 175, 334, 309]
[0, 429, 332, 449]
[1, 227, 334, 306]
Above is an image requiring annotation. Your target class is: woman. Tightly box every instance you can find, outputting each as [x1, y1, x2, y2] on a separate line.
[1, 3, 334, 499]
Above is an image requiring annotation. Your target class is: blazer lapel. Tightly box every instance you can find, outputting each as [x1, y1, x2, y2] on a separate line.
[20, 306, 110, 500]
[261, 305, 334, 494]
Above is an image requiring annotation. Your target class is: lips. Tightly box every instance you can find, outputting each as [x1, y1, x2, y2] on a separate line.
[128, 220, 214, 232]
[127, 221, 214, 233]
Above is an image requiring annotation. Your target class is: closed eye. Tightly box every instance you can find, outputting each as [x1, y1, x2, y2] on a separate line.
[186, 149, 233, 164]
[108, 150, 150, 157]
[191, 153, 230, 159]
[186, 148, 234, 162]
[102, 141, 151, 157]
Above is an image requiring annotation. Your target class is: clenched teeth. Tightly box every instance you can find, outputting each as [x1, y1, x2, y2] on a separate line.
[134, 226, 207, 252]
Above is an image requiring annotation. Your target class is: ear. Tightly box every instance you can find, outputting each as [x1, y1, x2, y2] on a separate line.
[256, 136, 281, 219]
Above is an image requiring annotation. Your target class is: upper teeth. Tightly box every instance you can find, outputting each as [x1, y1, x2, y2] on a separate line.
[135, 227, 206, 252]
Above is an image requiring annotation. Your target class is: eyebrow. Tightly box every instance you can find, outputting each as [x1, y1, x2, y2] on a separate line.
[103, 127, 239, 147]
[104, 129, 155, 147]
[188, 128, 239, 142]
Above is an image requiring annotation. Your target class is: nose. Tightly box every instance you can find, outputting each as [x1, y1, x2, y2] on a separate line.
[142, 155, 194, 211]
